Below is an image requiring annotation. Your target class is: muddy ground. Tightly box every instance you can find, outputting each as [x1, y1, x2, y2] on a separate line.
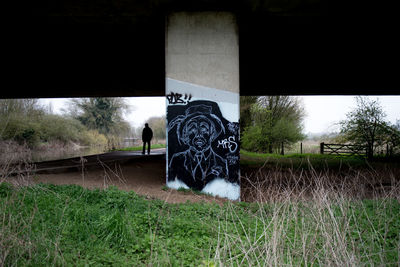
[6, 151, 399, 203]
[31, 156, 229, 204]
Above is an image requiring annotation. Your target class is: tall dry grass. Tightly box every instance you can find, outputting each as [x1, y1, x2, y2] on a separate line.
[0, 141, 35, 186]
[241, 158, 400, 202]
[1, 145, 399, 266]
[210, 163, 400, 266]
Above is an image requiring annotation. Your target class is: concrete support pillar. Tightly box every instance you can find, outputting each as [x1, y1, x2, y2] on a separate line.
[165, 12, 240, 200]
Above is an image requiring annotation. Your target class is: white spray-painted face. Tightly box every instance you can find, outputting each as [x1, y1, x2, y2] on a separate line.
[183, 115, 215, 152]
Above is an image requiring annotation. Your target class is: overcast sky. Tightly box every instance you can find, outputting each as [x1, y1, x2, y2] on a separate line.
[300, 96, 400, 134]
[40, 96, 400, 135]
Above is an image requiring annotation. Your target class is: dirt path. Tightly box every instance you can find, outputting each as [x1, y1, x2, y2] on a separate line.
[32, 156, 229, 205]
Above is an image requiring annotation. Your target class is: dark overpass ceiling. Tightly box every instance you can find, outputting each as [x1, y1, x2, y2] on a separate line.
[12, 0, 398, 98]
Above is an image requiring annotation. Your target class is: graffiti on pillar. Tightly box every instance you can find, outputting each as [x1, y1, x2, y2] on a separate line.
[217, 136, 238, 153]
[167, 100, 240, 197]
[166, 92, 192, 105]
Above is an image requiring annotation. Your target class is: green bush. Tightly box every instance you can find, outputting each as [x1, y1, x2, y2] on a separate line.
[241, 125, 265, 152]
[80, 130, 108, 147]
[1, 98, 130, 149]
[38, 114, 85, 143]
[1, 113, 108, 148]
[1, 115, 40, 147]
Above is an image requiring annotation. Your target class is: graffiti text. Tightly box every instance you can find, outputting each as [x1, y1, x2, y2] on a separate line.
[167, 92, 192, 105]
[217, 136, 238, 153]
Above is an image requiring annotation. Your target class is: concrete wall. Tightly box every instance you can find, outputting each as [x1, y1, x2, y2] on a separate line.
[165, 12, 240, 200]
[166, 12, 239, 94]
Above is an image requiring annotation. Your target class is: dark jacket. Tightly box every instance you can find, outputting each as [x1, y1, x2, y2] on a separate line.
[142, 126, 153, 142]
[168, 148, 228, 191]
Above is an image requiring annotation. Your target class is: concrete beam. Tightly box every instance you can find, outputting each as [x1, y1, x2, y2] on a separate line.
[6, 1, 398, 98]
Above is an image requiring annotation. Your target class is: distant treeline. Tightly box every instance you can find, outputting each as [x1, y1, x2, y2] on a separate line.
[240, 96, 400, 158]
[0, 98, 130, 149]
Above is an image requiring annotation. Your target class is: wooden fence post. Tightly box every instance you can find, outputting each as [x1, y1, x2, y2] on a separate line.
[320, 142, 324, 154]
[300, 142, 303, 154]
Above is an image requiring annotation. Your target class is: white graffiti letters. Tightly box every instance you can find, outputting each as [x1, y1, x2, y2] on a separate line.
[217, 136, 238, 153]
[227, 122, 239, 134]
[226, 155, 239, 165]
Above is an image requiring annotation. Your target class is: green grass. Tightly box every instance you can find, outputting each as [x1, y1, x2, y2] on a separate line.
[115, 144, 166, 152]
[176, 187, 213, 196]
[162, 185, 210, 196]
[240, 149, 374, 170]
[1, 183, 399, 266]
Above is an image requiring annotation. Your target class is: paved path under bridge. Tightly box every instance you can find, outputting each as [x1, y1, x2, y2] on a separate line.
[31, 149, 166, 174]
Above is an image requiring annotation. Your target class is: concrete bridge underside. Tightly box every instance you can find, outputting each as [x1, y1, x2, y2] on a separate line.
[11, 0, 399, 98]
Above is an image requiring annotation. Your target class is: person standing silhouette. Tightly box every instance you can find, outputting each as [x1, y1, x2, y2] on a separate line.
[142, 123, 153, 155]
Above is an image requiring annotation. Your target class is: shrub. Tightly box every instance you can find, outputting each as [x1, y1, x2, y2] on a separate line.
[241, 125, 265, 152]
[80, 130, 108, 147]
[1, 112, 108, 148]
[1, 114, 40, 147]
[38, 114, 85, 143]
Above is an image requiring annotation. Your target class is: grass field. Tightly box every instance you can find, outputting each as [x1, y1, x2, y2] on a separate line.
[1, 145, 399, 266]
[240, 149, 400, 171]
[1, 181, 399, 266]
[240, 150, 369, 169]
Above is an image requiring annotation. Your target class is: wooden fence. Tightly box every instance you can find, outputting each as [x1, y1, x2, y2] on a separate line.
[320, 142, 367, 157]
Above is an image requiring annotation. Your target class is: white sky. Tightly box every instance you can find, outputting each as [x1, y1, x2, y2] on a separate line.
[299, 96, 400, 134]
[39, 95, 400, 134]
